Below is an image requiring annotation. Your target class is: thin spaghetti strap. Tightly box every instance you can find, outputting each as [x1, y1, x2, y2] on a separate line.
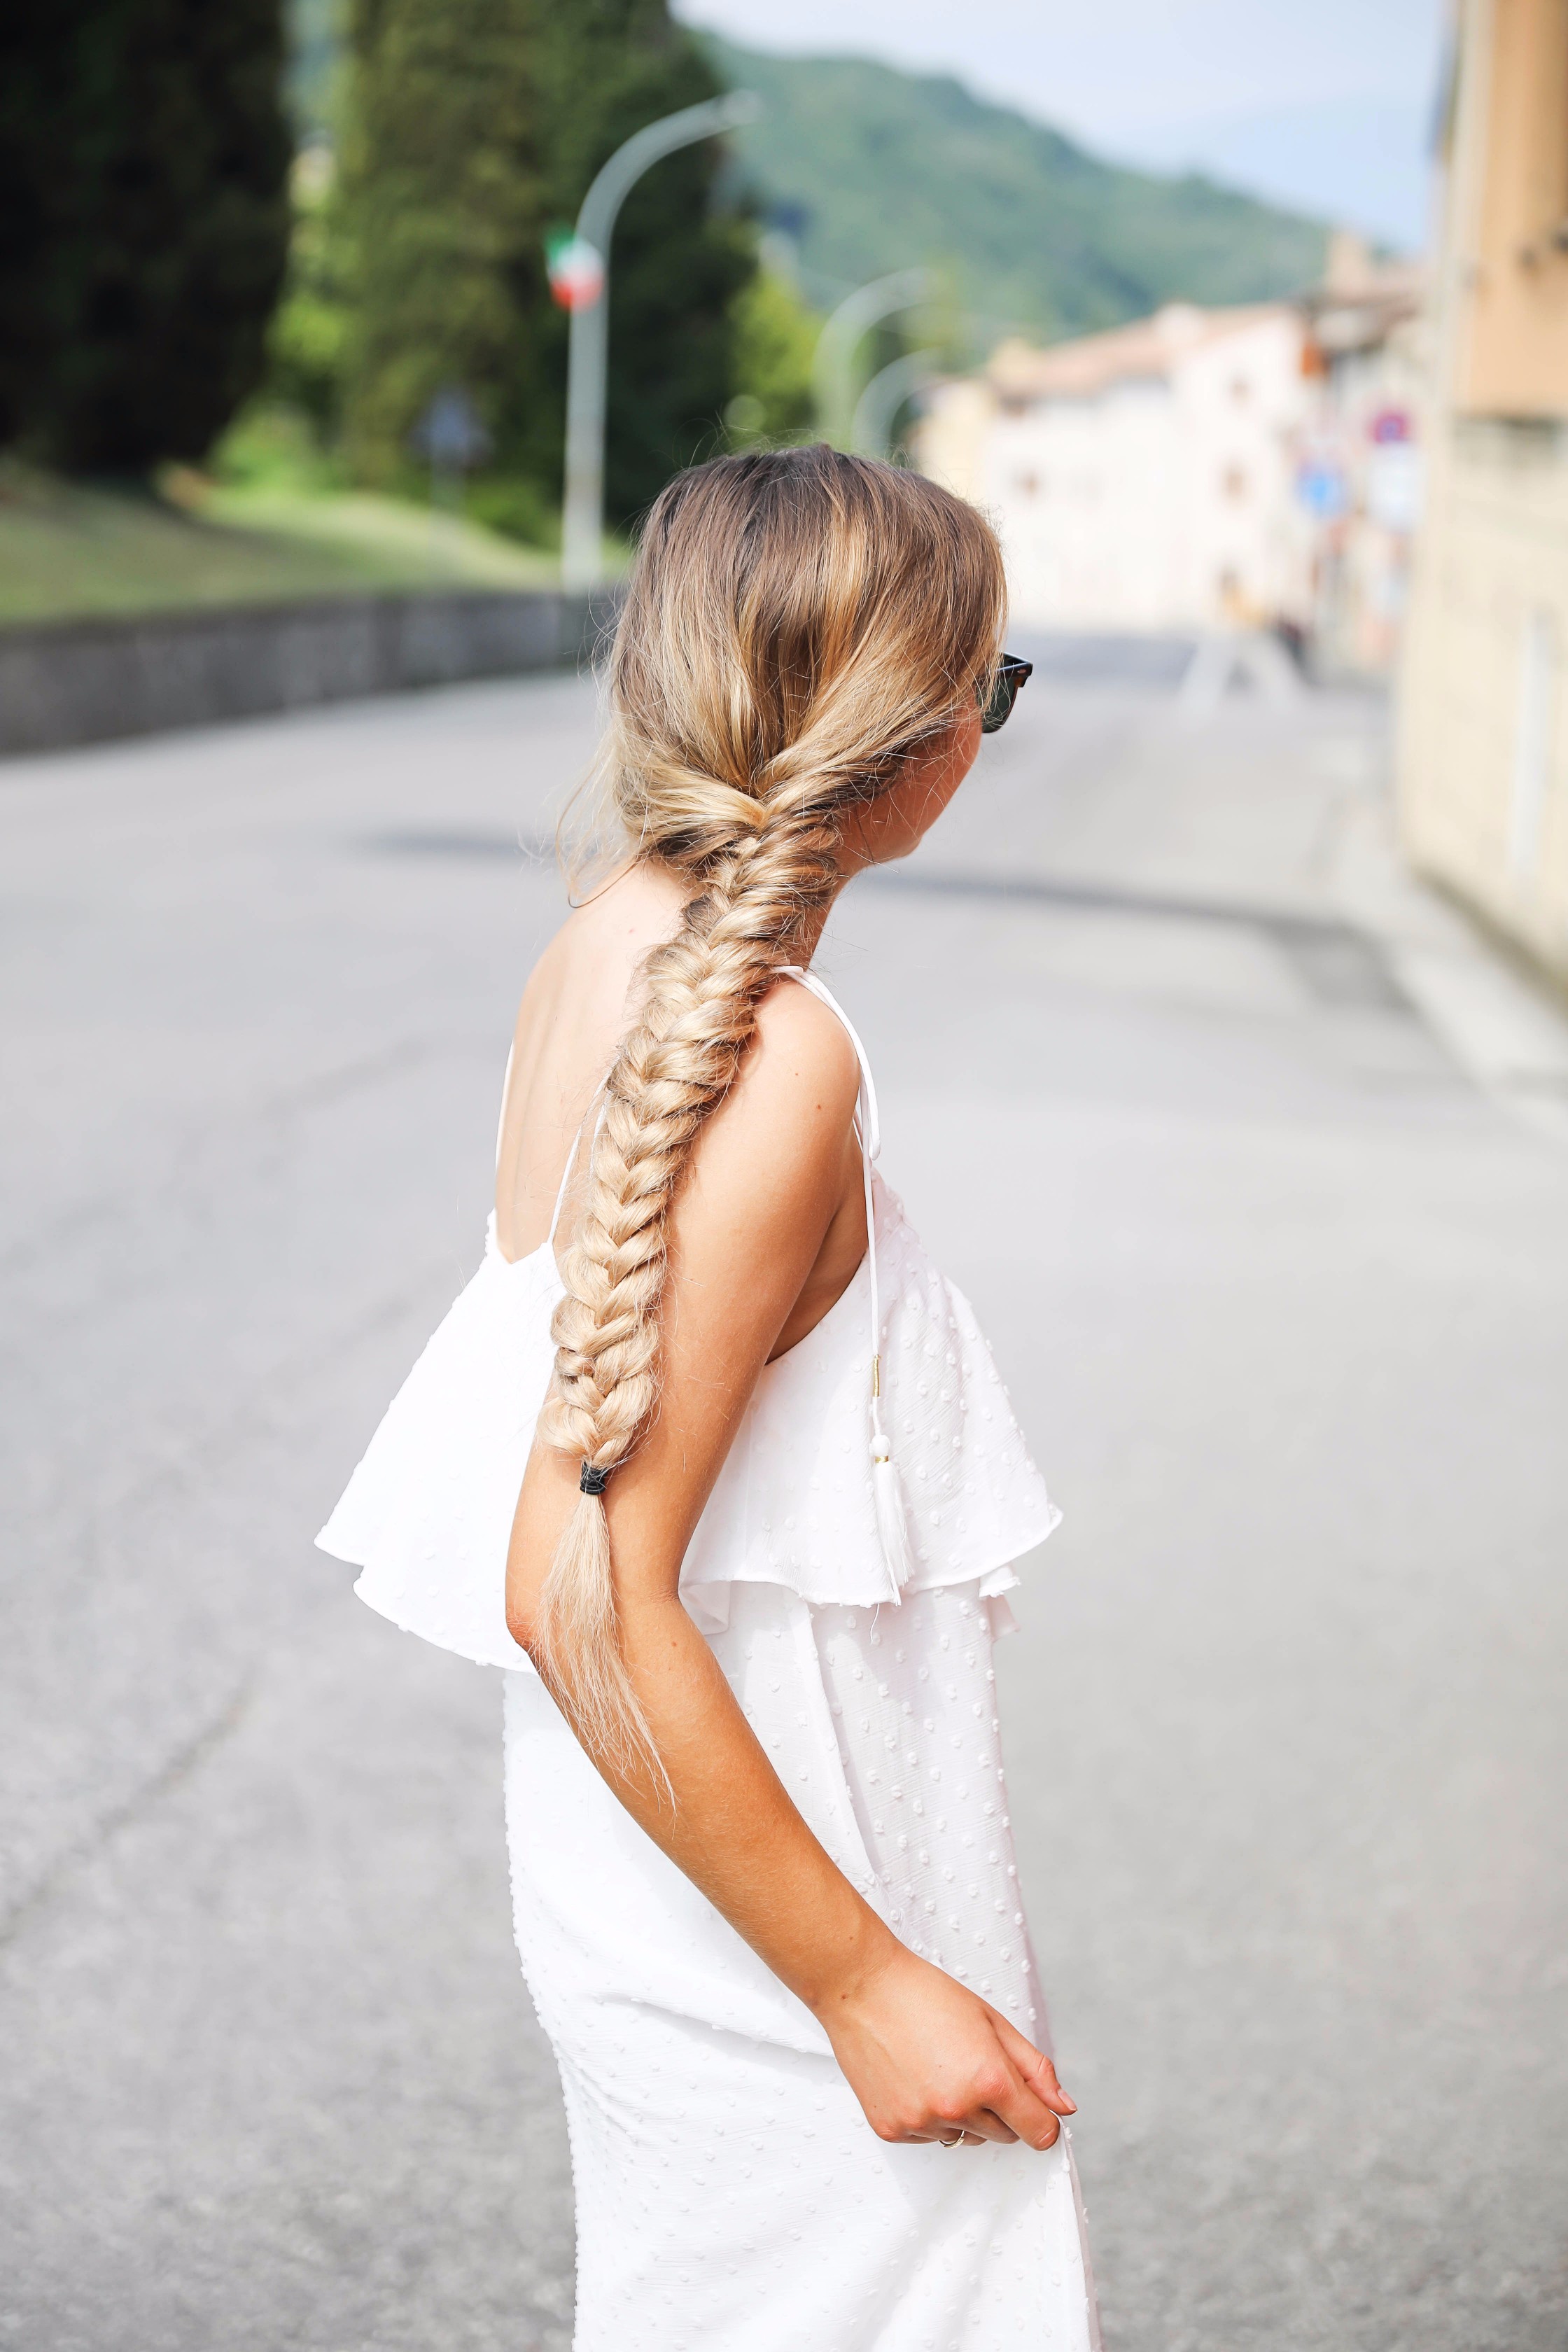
[778, 966, 912, 1594]
[776, 965, 879, 1378]
[495, 1028, 610, 1251]
[778, 965, 880, 1158]
[494, 1042, 516, 1174]
[547, 1082, 610, 1249]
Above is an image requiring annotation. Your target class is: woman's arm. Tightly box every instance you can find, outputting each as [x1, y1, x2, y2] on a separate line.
[505, 981, 1073, 2149]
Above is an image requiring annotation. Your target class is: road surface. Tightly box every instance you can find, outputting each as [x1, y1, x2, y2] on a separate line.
[2, 652, 1565, 2351]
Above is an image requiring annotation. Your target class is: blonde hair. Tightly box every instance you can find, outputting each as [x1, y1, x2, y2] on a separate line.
[533, 444, 1005, 1780]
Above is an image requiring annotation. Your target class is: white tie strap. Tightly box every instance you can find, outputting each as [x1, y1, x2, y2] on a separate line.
[779, 965, 916, 1600]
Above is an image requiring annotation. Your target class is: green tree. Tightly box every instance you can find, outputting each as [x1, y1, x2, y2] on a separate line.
[522, 0, 755, 526]
[336, 0, 754, 529]
[0, 0, 293, 472]
[265, 148, 353, 435]
[336, 0, 540, 484]
[723, 266, 819, 448]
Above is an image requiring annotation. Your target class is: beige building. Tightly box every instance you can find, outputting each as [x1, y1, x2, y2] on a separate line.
[918, 251, 1426, 664]
[1397, 0, 1568, 985]
[919, 303, 1315, 634]
[1300, 240, 1428, 676]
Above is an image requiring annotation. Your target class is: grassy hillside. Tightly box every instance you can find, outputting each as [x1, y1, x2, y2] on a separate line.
[709, 39, 1329, 343]
[0, 465, 553, 626]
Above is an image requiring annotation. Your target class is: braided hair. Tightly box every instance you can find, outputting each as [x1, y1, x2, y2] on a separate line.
[533, 446, 1006, 1777]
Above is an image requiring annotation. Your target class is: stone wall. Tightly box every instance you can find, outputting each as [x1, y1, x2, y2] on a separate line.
[0, 589, 610, 757]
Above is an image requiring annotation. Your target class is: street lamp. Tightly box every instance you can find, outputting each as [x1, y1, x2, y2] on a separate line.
[812, 269, 934, 450]
[851, 350, 941, 462]
[556, 90, 762, 596]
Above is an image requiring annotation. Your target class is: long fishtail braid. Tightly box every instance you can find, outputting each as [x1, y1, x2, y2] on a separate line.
[532, 811, 839, 1776]
[526, 443, 1007, 1783]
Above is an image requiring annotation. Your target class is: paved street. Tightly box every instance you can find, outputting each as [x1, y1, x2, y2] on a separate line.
[3, 652, 1566, 2352]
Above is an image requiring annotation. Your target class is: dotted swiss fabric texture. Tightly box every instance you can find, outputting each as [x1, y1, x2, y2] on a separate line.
[813, 1588, 1044, 2030]
[505, 1578, 1099, 2351]
[316, 1179, 1060, 1659]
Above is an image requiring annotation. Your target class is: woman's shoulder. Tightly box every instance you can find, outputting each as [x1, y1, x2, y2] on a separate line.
[748, 971, 861, 1104]
[682, 973, 860, 1218]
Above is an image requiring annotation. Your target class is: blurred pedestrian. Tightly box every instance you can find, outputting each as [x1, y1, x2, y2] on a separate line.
[319, 444, 1098, 2346]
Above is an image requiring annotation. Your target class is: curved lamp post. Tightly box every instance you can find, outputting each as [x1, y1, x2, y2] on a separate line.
[851, 349, 941, 461]
[559, 90, 762, 594]
[812, 268, 934, 450]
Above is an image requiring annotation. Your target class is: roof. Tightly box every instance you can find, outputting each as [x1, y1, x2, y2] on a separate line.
[985, 303, 1292, 404]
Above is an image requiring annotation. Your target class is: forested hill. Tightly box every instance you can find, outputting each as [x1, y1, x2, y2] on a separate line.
[284, 4, 1331, 348]
[705, 37, 1329, 342]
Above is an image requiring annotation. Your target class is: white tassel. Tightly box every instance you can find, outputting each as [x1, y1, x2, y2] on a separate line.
[871, 1434, 918, 1595]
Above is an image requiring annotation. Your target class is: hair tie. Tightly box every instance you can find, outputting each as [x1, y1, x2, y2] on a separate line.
[579, 1462, 611, 1497]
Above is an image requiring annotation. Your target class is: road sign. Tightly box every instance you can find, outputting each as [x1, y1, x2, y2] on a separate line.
[545, 232, 606, 314]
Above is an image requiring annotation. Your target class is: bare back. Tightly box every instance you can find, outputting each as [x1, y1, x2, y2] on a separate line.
[494, 860, 869, 1362]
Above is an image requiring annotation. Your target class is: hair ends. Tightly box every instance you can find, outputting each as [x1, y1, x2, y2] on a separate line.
[530, 1490, 673, 1805]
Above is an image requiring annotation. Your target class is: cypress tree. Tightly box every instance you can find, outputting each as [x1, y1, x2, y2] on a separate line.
[337, 0, 540, 484]
[0, 0, 293, 472]
[524, 0, 755, 526]
[337, 0, 753, 528]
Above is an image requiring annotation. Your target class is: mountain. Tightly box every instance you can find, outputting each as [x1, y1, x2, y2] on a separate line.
[283, 6, 1332, 350]
[1126, 97, 1429, 253]
[706, 37, 1331, 344]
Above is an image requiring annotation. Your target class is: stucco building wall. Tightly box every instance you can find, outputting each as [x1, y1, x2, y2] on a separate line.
[1396, 0, 1568, 985]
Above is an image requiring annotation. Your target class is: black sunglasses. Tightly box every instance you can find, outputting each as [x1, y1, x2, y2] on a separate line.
[980, 653, 1033, 734]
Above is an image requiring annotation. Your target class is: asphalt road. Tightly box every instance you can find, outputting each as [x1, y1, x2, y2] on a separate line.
[2, 654, 1565, 2352]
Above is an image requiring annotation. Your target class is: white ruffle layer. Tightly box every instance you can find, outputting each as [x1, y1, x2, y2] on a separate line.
[317, 1175, 1059, 1670]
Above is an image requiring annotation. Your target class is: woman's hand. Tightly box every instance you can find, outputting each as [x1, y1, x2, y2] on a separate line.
[814, 1937, 1077, 2148]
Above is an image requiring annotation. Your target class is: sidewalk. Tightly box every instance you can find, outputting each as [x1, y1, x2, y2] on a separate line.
[1324, 780, 1568, 1147]
[1190, 631, 1568, 1146]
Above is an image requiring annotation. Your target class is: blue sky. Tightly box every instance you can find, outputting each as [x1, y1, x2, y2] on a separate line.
[673, 0, 1449, 247]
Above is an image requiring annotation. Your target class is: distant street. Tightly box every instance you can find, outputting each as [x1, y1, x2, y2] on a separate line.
[2, 652, 1565, 2352]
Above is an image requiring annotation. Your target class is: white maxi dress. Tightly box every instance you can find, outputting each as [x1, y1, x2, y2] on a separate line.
[318, 970, 1100, 2351]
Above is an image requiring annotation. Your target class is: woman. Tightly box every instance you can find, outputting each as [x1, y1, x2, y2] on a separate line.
[320, 445, 1099, 2348]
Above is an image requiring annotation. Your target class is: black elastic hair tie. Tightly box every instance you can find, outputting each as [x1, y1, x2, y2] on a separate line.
[579, 1462, 611, 1497]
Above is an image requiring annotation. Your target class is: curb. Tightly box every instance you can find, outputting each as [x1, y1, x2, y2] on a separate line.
[1326, 791, 1568, 1148]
